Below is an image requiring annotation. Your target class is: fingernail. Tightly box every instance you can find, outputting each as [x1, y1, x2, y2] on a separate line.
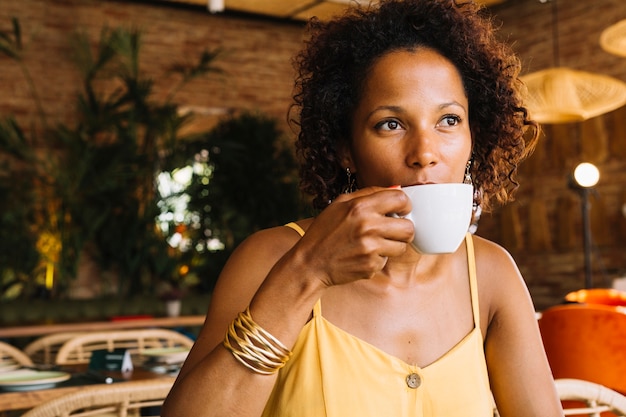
[388, 185, 401, 189]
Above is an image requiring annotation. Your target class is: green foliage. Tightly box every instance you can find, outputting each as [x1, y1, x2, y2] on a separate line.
[0, 17, 22, 58]
[165, 112, 308, 291]
[0, 20, 221, 298]
[0, 17, 307, 300]
[0, 19, 46, 298]
[189, 113, 304, 243]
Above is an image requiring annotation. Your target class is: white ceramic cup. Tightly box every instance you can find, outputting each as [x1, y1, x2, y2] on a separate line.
[400, 183, 474, 254]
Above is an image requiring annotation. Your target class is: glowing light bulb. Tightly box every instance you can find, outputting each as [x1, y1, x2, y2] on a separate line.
[573, 162, 600, 188]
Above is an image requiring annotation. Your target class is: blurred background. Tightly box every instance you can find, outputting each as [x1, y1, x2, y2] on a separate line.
[1, 0, 626, 322]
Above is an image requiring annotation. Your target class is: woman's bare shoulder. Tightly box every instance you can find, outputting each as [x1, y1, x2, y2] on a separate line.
[239, 219, 313, 257]
[216, 220, 312, 291]
[472, 235, 518, 269]
[184, 220, 312, 368]
[471, 234, 533, 322]
[205, 220, 313, 315]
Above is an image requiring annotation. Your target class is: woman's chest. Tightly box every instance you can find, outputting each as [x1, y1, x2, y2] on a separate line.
[320, 281, 476, 367]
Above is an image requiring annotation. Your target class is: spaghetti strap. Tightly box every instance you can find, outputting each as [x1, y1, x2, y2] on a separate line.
[313, 299, 322, 317]
[465, 233, 480, 327]
[285, 222, 305, 237]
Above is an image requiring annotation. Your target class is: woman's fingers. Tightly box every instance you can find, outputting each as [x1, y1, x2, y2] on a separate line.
[297, 187, 415, 286]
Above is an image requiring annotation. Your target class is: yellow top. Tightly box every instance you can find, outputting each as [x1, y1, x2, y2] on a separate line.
[262, 226, 493, 417]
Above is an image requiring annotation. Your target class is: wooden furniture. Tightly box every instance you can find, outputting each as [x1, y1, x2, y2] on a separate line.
[55, 329, 194, 365]
[538, 304, 626, 395]
[0, 315, 205, 339]
[20, 378, 174, 417]
[556, 378, 626, 416]
[23, 332, 86, 365]
[0, 365, 175, 412]
[0, 340, 34, 367]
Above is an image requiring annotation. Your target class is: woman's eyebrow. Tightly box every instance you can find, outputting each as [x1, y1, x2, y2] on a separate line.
[366, 105, 405, 119]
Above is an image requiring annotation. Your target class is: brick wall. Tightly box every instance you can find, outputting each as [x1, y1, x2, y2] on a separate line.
[0, 0, 305, 134]
[2, 0, 626, 310]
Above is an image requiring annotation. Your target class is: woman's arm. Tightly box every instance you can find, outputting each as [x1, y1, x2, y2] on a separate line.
[160, 225, 323, 416]
[477, 239, 564, 417]
[160, 187, 414, 417]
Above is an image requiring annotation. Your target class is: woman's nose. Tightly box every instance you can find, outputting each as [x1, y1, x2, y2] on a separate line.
[406, 130, 438, 168]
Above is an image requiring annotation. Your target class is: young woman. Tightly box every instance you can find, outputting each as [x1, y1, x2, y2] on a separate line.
[161, 1, 564, 416]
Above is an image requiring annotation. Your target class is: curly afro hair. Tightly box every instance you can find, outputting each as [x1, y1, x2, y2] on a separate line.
[289, 0, 539, 211]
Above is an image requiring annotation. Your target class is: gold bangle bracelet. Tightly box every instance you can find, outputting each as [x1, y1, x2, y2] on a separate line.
[223, 307, 292, 375]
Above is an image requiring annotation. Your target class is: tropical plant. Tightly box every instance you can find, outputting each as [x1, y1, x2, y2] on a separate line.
[160, 112, 308, 291]
[0, 18, 50, 298]
[0, 18, 222, 298]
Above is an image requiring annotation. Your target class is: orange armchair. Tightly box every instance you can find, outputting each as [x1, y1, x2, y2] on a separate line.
[538, 303, 626, 395]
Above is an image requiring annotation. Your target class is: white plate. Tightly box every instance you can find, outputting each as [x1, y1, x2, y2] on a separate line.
[0, 362, 20, 373]
[0, 369, 71, 391]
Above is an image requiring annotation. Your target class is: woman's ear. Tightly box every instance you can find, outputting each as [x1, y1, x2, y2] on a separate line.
[336, 141, 354, 172]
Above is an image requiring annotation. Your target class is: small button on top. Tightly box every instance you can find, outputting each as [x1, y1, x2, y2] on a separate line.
[406, 372, 421, 389]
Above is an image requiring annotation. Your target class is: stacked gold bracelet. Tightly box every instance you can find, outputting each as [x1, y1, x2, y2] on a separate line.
[223, 307, 292, 375]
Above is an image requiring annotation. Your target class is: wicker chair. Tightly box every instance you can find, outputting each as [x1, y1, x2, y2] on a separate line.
[55, 329, 194, 365]
[556, 378, 626, 416]
[20, 377, 175, 417]
[0, 339, 34, 367]
[23, 332, 86, 365]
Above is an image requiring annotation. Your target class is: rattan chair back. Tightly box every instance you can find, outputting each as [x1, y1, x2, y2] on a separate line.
[0, 339, 33, 367]
[20, 377, 175, 417]
[23, 332, 87, 365]
[55, 328, 194, 365]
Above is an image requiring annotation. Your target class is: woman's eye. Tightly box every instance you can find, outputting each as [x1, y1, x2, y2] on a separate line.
[440, 115, 461, 127]
[376, 120, 401, 131]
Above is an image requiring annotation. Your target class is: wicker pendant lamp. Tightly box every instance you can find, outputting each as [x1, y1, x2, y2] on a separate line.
[520, 0, 626, 124]
[600, 19, 626, 58]
[521, 67, 626, 124]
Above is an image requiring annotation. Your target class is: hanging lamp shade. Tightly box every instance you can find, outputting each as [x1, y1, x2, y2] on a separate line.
[600, 19, 626, 57]
[520, 67, 626, 124]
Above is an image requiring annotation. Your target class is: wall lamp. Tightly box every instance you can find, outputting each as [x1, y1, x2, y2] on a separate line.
[570, 162, 600, 289]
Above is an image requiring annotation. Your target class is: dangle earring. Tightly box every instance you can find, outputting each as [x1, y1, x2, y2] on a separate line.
[463, 160, 473, 185]
[465, 158, 482, 234]
[341, 167, 357, 194]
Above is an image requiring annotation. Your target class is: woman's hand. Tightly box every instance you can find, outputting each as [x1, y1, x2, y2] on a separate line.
[295, 186, 415, 287]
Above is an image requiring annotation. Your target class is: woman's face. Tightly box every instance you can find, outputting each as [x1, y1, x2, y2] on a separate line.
[344, 48, 472, 188]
